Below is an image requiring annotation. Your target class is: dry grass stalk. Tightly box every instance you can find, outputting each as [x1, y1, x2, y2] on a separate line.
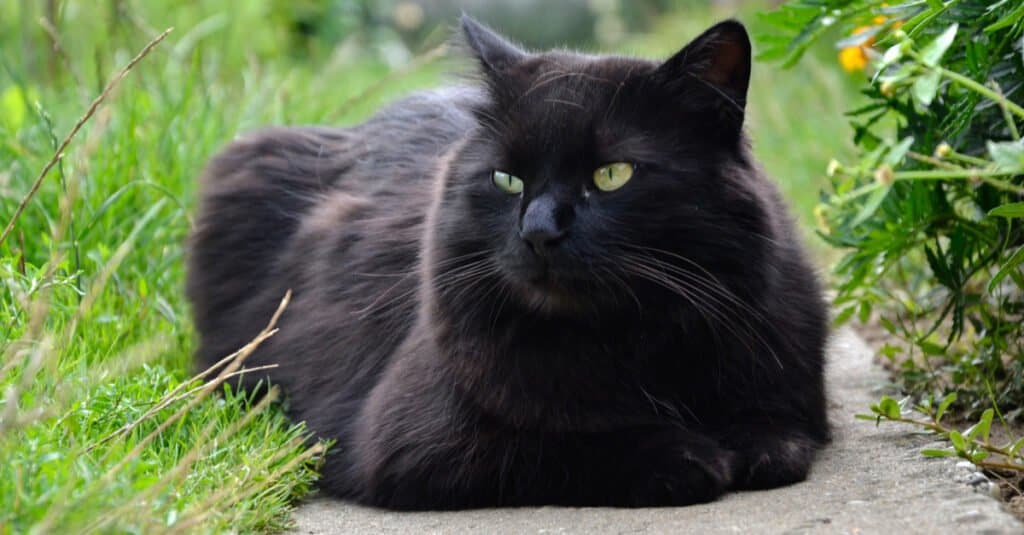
[166, 442, 327, 534]
[34, 291, 291, 532]
[88, 362, 279, 452]
[0, 26, 173, 249]
[84, 388, 282, 534]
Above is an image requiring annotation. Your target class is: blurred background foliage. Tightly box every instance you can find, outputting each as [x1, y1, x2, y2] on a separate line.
[1, 0, 859, 531]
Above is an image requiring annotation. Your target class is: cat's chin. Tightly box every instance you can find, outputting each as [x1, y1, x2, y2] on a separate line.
[516, 283, 580, 316]
[503, 271, 593, 317]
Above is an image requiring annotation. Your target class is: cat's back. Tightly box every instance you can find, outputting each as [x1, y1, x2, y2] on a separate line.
[187, 87, 479, 377]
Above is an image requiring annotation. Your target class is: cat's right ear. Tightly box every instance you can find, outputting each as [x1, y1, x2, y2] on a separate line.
[460, 15, 527, 74]
[649, 20, 751, 138]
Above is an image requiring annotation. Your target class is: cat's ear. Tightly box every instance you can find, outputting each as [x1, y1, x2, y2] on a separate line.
[460, 14, 527, 74]
[652, 20, 751, 111]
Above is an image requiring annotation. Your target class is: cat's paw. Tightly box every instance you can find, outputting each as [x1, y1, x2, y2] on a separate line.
[724, 430, 823, 490]
[625, 443, 735, 506]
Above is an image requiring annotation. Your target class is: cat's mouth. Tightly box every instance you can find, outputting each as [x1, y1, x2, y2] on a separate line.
[516, 279, 579, 314]
[504, 262, 597, 315]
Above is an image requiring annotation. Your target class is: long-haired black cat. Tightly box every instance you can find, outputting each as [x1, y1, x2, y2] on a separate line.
[187, 16, 829, 510]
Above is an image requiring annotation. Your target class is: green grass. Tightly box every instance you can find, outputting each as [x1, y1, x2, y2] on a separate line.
[0, 1, 858, 532]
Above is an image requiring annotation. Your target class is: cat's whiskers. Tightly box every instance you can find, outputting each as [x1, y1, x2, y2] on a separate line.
[619, 257, 762, 369]
[436, 258, 502, 306]
[354, 249, 491, 279]
[486, 281, 513, 338]
[619, 255, 783, 371]
[351, 251, 494, 318]
[614, 242, 772, 327]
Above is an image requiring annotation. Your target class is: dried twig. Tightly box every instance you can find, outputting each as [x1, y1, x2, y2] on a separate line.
[88, 363, 279, 452]
[34, 290, 291, 532]
[0, 27, 173, 249]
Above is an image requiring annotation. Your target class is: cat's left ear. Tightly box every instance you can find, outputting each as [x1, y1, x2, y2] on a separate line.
[461, 15, 527, 74]
[652, 20, 751, 112]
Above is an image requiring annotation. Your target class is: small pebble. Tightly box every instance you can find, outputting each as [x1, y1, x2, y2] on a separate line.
[966, 472, 989, 486]
[955, 460, 978, 472]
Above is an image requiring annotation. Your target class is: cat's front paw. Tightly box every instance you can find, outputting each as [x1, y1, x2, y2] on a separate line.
[625, 441, 735, 506]
[714, 423, 827, 490]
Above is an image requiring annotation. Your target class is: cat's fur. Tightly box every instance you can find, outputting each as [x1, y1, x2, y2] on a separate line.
[187, 17, 829, 510]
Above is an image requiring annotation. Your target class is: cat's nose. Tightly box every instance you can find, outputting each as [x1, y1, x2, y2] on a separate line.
[520, 195, 572, 254]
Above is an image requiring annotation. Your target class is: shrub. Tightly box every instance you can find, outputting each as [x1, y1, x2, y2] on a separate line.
[761, 0, 1024, 417]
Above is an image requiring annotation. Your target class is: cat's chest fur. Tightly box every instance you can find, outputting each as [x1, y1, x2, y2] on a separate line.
[390, 297, 723, 432]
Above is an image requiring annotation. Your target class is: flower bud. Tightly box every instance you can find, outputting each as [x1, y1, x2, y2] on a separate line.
[874, 164, 895, 186]
[827, 159, 843, 177]
[880, 81, 896, 97]
[934, 142, 952, 158]
[814, 204, 831, 234]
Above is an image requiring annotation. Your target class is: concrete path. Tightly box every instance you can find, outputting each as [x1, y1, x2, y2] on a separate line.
[288, 329, 1022, 534]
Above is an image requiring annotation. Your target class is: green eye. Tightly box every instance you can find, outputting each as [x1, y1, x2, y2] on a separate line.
[593, 162, 634, 192]
[492, 170, 523, 194]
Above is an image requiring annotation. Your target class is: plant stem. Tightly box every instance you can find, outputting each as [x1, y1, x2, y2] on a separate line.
[946, 150, 992, 167]
[976, 459, 1024, 473]
[894, 169, 1020, 180]
[908, 50, 1024, 119]
[988, 80, 1022, 141]
[908, 150, 962, 171]
[887, 414, 1024, 467]
[893, 168, 1024, 194]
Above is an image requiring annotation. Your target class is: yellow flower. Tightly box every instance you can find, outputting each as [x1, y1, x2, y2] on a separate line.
[839, 46, 870, 72]
[839, 26, 875, 72]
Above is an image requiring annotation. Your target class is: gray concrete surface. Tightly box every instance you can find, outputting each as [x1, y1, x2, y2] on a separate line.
[288, 328, 1022, 534]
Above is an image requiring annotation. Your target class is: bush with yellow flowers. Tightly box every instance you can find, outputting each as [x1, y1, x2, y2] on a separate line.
[762, 1, 1024, 471]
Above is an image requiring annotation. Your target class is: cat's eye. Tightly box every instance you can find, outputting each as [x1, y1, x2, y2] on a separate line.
[492, 170, 523, 194]
[593, 162, 634, 192]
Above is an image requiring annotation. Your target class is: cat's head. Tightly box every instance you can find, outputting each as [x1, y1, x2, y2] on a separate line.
[430, 16, 773, 320]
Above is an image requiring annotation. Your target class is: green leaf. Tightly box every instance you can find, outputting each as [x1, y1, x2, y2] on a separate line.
[987, 141, 1024, 171]
[919, 340, 946, 356]
[855, 413, 879, 421]
[936, 393, 956, 423]
[1009, 437, 1024, 458]
[920, 24, 958, 67]
[949, 430, 967, 453]
[885, 137, 915, 166]
[880, 343, 901, 360]
[911, 70, 942, 107]
[986, 2, 1024, 32]
[921, 448, 956, 458]
[971, 450, 989, 462]
[881, 43, 902, 66]
[879, 396, 901, 419]
[988, 246, 1024, 293]
[850, 185, 891, 227]
[977, 409, 994, 443]
[878, 63, 916, 85]
[988, 203, 1024, 219]
[858, 300, 872, 323]
[833, 304, 857, 326]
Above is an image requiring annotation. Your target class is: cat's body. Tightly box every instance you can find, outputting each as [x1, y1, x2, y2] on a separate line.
[187, 18, 829, 509]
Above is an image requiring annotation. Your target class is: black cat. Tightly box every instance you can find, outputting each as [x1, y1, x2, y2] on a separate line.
[187, 16, 829, 510]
